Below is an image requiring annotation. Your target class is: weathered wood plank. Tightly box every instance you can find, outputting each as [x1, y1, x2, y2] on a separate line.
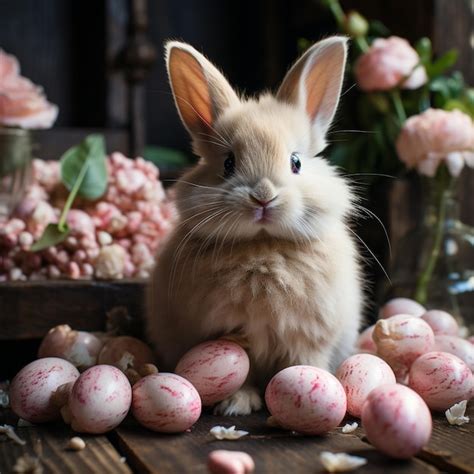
[0, 280, 146, 340]
[417, 403, 474, 474]
[0, 422, 132, 474]
[114, 411, 439, 474]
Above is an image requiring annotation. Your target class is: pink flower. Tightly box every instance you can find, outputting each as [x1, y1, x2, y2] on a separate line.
[355, 37, 427, 91]
[396, 108, 474, 177]
[0, 49, 58, 129]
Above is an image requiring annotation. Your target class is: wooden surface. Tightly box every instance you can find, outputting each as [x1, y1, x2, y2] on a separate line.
[1, 405, 473, 473]
[0, 280, 146, 340]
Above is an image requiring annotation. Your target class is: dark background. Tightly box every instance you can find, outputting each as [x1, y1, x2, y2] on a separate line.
[0, 0, 441, 155]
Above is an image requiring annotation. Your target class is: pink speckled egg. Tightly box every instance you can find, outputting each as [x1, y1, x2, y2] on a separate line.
[132, 373, 201, 433]
[434, 335, 474, 371]
[420, 310, 459, 336]
[408, 352, 473, 411]
[175, 340, 249, 406]
[67, 365, 132, 433]
[336, 354, 396, 418]
[361, 384, 432, 459]
[373, 315, 435, 378]
[265, 366, 347, 435]
[379, 298, 425, 319]
[356, 325, 376, 354]
[10, 357, 80, 423]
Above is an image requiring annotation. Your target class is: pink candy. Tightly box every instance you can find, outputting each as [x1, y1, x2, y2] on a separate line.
[0, 154, 176, 280]
[208, 450, 255, 474]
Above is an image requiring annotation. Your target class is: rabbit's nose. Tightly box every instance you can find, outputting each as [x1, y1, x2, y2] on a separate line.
[249, 194, 278, 207]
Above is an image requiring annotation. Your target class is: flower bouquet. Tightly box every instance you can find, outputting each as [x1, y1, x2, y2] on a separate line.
[318, 0, 474, 321]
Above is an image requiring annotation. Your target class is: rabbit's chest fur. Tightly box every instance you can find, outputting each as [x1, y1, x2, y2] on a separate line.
[149, 226, 361, 375]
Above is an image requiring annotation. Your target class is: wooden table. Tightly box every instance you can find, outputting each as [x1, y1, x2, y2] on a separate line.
[1, 404, 472, 473]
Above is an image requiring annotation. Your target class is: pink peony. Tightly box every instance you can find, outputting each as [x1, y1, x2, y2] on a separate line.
[0, 49, 58, 129]
[355, 36, 427, 91]
[396, 108, 474, 177]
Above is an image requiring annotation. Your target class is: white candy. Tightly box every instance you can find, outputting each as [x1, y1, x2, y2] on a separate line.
[319, 452, 367, 472]
[445, 400, 470, 426]
[210, 425, 249, 440]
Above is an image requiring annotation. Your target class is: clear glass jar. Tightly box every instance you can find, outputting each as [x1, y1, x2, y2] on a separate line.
[0, 127, 32, 217]
[388, 171, 474, 333]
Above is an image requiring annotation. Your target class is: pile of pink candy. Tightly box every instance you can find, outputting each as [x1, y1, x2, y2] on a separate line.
[6, 298, 474, 471]
[0, 153, 176, 281]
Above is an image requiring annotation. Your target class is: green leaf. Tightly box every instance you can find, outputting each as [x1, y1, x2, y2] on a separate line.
[60, 134, 108, 200]
[30, 223, 70, 252]
[426, 49, 459, 78]
[143, 146, 191, 168]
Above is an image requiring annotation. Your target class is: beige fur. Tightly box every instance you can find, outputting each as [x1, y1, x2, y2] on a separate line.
[148, 37, 362, 415]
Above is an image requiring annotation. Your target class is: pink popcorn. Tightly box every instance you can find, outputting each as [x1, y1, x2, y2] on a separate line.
[27, 201, 56, 237]
[95, 244, 127, 279]
[66, 210, 95, 237]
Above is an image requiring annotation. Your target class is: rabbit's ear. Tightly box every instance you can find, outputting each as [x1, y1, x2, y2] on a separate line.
[277, 37, 348, 137]
[165, 41, 240, 137]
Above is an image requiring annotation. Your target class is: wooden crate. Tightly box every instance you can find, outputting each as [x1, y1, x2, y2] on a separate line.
[0, 280, 147, 341]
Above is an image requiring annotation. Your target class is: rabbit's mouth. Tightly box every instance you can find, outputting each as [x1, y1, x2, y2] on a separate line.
[254, 206, 273, 224]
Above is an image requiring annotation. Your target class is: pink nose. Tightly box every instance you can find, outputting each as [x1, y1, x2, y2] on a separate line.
[249, 194, 278, 207]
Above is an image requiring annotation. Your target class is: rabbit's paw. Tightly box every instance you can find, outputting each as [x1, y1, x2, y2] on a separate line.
[213, 386, 262, 416]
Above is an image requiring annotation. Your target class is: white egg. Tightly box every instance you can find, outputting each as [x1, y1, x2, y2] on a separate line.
[408, 351, 473, 411]
[361, 384, 432, 459]
[175, 340, 249, 406]
[336, 354, 396, 418]
[67, 365, 132, 433]
[10, 358, 80, 423]
[132, 373, 201, 433]
[265, 365, 346, 435]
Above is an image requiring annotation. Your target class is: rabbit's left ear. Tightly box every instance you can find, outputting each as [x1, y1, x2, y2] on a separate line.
[277, 37, 348, 137]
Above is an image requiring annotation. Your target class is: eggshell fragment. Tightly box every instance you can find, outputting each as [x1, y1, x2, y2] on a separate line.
[38, 325, 104, 371]
[408, 352, 473, 411]
[175, 340, 249, 406]
[420, 310, 459, 336]
[373, 315, 435, 378]
[434, 335, 474, 371]
[379, 298, 425, 319]
[98, 336, 155, 372]
[208, 450, 255, 474]
[265, 366, 346, 435]
[66, 365, 132, 433]
[336, 354, 396, 418]
[10, 358, 80, 423]
[361, 384, 432, 459]
[356, 325, 376, 354]
[132, 373, 201, 433]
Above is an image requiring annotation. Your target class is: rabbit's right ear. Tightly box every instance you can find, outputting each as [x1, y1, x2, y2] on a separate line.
[165, 41, 240, 138]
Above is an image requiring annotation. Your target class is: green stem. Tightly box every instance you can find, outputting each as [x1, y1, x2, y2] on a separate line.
[327, 0, 346, 28]
[57, 160, 90, 231]
[390, 89, 407, 124]
[414, 171, 453, 304]
[354, 36, 370, 52]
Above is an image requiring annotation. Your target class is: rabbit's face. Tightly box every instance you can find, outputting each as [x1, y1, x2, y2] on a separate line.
[175, 95, 352, 242]
[167, 37, 350, 243]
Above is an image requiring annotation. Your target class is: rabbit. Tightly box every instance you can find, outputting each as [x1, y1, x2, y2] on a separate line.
[148, 36, 362, 416]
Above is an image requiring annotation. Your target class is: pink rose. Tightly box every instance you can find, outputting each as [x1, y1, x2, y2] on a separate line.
[396, 108, 474, 177]
[0, 49, 58, 129]
[355, 36, 427, 91]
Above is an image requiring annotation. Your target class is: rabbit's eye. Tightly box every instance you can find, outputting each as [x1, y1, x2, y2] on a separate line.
[224, 152, 235, 178]
[290, 153, 301, 174]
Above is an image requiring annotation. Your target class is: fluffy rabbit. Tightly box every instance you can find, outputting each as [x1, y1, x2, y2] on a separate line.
[148, 37, 362, 415]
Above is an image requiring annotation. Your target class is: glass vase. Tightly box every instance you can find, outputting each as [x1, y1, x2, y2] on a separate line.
[388, 169, 474, 333]
[0, 127, 32, 217]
